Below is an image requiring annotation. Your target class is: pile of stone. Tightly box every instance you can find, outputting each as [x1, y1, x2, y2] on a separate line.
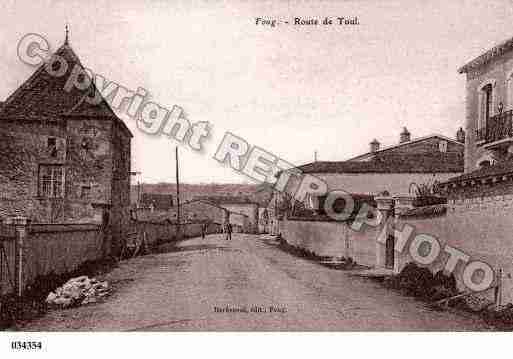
[46, 276, 110, 308]
[463, 294, 493, 312]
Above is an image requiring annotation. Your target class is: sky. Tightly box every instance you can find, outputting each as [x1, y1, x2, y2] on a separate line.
[1, 0, 513, 184]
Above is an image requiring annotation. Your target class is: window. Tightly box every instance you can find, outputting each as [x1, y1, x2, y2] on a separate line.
[80, 185, 91, 200]
[438, 140, 447, 152]
[47, 137, 57, 157]
[480, 83, 493, 130]
[38, 165, 64, 198]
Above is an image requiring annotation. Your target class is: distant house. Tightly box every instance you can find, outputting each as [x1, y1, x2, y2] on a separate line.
[0, 36, 132, 254]
[250, 184, 275, 233]
[167, 199, 251, 233]
[282, 128, 465, 211]
[195, 195, 259, 233]
[139, 193, 174, 211]
[169, 199, 228, 224]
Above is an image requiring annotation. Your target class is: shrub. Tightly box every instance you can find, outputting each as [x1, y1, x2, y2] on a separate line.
[396, 263, 436, 299]
[431, 271, 458, 301]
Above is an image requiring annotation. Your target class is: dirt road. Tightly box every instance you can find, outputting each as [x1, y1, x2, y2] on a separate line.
[18, 234, 490, 331]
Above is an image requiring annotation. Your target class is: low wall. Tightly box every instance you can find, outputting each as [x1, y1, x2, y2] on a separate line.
[280, 218, 378, 266]
[0, 223, 105, 295]
[281, 218, 346, 258]
[396, 197, 513, 304]
[0, 219, 225, 296]
[23, 223, 104, 290]
[133, 220, 223, 246]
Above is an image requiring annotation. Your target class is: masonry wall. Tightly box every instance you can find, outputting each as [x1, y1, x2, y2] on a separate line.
[395, 195, 513, 304]
[65, 118, 114, 221]
[132, 220, 222, 246]
[0, 120, 69, 221]
[0, 223, 104, 295]
[109, 122, 131, 254]
[280, 218, 379, 266]
[0, 118, 126, 225]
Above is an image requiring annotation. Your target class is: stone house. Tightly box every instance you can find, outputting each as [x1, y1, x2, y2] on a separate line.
[428, 36, 513, 304]
[195, 195, 259, 233]
[169, 199, 229, 225]
[0, 37, 132, 254]
[139, 193, 174, 212]
[282, 128, 465, 210]
[167, 199, 250, 232]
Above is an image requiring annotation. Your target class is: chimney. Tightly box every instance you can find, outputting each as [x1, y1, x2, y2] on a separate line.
[400, 127, 411, 143]
[370, 139, 380, 153]
[456, 127, 466, 144]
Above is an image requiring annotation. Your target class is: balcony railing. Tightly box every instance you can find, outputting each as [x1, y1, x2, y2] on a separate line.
[476, 110, 513, 145]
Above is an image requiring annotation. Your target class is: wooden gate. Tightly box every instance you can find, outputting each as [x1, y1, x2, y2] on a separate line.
[385, 235, 395, 269]
[0, 224, 16, 295]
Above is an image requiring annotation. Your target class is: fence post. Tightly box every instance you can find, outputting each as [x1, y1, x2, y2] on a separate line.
[13, 216, 30, 297]
[374, 196, 395, 269]
[495, 268, 503, 311]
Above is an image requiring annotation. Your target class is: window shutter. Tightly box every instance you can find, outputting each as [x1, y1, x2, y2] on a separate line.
[504, 74, 513, 110]
[478, 90, 484, 130]
[492, 81, 498, 116]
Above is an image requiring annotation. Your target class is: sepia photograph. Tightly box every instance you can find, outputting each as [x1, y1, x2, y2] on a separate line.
[1, 0, 513, 356]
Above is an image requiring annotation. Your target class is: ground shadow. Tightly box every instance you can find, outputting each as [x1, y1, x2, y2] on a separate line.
[154, 239, 230, 255]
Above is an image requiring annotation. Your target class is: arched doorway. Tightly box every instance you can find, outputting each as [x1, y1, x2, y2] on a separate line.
[385, 235, 395, 269]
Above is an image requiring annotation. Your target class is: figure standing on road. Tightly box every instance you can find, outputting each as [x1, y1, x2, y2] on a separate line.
[201, 223, 207, 240]
[225, 223, 232, 241]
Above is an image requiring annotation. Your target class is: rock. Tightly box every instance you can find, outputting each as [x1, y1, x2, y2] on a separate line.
[70, 276, 89, 283]
[46, 292, 57, 303]
[81, 296, 97, 305]
[53, 296, 73, 307]
[45, 276, 111, 308]
[464, 295, 493, 312]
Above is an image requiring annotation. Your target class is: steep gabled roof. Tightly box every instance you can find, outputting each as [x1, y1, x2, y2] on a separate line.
[458, 36, 513, 74]
[348, 134, 463, 161]
[295, 152, 463, 174]
[0, 41, 132, 137]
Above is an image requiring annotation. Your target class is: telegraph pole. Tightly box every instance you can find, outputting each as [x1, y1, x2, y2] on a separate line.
[175, 147, 181, 240]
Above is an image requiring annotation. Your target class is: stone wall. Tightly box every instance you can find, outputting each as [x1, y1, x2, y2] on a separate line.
[280, 217, 378, 266]
[0, 118, 131, 254]
[0, 222, 104, 295]
[133, 220, 222, 246]
[394, 197, 513, 303]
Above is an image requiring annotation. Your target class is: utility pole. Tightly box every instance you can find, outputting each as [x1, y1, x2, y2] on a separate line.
[175, 146, 181, 240]
[314, 150, 318, 162]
